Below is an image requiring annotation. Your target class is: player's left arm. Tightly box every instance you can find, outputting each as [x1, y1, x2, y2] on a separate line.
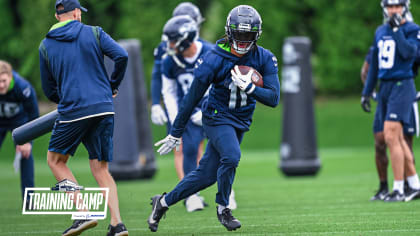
[17, 82, 39, 158]
[39, 43, 60, 104]
[21, 84, 39, 122]
[248, 54, 280, 107]
[170, 58, 213, 138]
[393, 26, 418, 60]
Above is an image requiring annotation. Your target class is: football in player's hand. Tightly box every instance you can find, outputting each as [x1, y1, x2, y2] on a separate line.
[237, 65, 263, 88]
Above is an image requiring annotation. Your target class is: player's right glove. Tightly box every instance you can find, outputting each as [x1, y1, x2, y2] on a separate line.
[155, 135, 181, 155]
[231, 65, 255, 94]
[151, 104, 168, 125]
[388, 13, 403, 32]
[361, 95, 371, 113]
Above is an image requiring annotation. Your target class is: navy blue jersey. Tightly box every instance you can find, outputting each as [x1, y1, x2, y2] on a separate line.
[161, 40, 213, 123]
[365, 46, 374, 64]
[151, 41, 167, 105]
[363, 22, 420, 96]
[170, 40, 280, 137]
[151, 38, 209, 105]
[0, 71, 39, 128]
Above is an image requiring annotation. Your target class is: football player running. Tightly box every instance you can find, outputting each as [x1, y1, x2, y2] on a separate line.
[148, 5, 280, 232]
[361, 0, 420, 202]
[150, 3, 236, 210]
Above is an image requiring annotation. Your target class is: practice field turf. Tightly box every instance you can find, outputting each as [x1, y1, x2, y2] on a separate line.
[0, 148, 420, 235]
[0, 98, 420, 235]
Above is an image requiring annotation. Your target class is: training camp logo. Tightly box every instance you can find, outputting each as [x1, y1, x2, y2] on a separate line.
[22, 179, 109, 220]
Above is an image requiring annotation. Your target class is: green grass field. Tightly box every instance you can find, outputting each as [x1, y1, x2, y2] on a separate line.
[0, 97, 420, 235]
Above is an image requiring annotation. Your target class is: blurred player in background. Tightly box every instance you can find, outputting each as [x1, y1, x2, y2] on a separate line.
[39, 0, 128, 235]
[361, 0, 420, 202]
[148, 5, 280, 232]
[0, 60, 38, 208]
[151, 2, 205, 129]
[361, 45, 418, 201]
[150, 2, 206, 186]
[160, 15, 213, 212]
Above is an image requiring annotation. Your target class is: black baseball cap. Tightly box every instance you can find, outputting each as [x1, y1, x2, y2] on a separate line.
[55, 0, 87, 14]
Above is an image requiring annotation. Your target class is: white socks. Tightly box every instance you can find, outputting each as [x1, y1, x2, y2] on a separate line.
[393, 180, 404, 194]
[407, 174, 420, 190]
[160, 196, 168, 207]
[217, 205, 226, 214]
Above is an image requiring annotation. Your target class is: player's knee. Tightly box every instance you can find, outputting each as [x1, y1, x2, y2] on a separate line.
[47, 152, 67, 168]
[221, 152, 241, 168]
[374, 140, 387, 154]
[91, 167, 109, 180]
[202, 173, 217, 186]
[384, 128, 399, 145]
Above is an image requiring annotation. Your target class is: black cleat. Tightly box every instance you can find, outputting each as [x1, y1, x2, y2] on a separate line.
[404, 181, 409, 194]
[404, 187, 420, 202]
[147, 194, 169, 232]
[62, 219, 98, 236]
[107, 223, 128, 236]
[217, 208, 241, 231]
[384, 190, 405, 202]
[370, 188, 388, 201]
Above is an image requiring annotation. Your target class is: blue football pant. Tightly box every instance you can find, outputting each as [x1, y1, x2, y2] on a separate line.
[182, 121, 205, 176]
[165, 124, 244, 207]
[0, 129, 35, 201]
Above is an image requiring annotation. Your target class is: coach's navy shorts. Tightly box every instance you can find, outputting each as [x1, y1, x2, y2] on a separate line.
[373, 79, 417, 135]
[49, 115, 114, 162]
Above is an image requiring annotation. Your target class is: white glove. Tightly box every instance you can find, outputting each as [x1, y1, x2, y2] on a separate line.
[155, 135, 181, 155]
[190, 110, 203, 126]
[230, 65, 255, 94]
[151, 104, 168, 125]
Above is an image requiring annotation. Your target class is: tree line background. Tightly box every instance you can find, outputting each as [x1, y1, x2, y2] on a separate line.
[1, 0, 420, 100]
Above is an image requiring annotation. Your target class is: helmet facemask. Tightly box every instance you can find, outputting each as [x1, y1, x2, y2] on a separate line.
[228, 26, 260, 54]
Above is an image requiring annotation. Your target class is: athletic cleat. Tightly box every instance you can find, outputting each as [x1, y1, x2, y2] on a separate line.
[62, 219, 98, 236]
[404, 181, 409, 194]
[384, 190, 405, 202]
[228, 189, 237, 210]
[107, 223, 128, 236]
[217, 208, 241, 231]
[404, 187, 420, 202]
[147, 194, 168, 232]
[370, 188, 388, 201]
[185, 194, 205, 212]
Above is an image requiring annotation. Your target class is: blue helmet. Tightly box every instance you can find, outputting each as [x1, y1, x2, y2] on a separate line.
[381, 0, 410, 20]
[163, 15, 198, 55]
[172, 2, 204, 26]
[225, 5, 262, 54]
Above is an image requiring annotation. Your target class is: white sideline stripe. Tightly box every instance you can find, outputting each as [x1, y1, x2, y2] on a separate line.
[58, 112, 114, 123]
[413, 101, 419, 137]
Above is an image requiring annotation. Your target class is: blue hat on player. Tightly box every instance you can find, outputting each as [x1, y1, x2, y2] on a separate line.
[55, 0, 87, 14]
